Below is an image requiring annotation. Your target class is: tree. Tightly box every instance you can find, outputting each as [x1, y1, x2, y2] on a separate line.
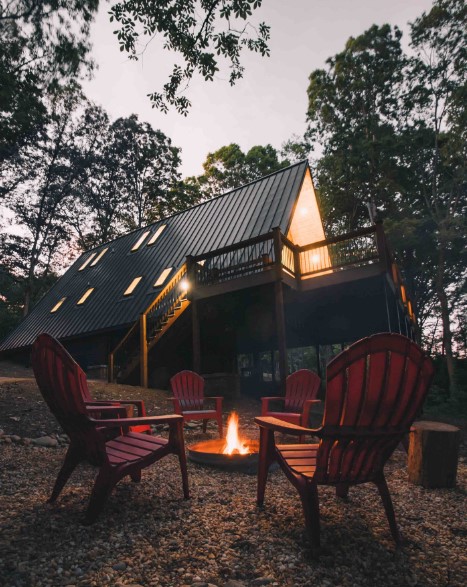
[109, 0, 270, 114]
[194, 143, 290, 197]
[0, 1, 98, 162]
[1, 84, 88, 315]
[405, 0, 467, 394]
[306, 24, 407, 232]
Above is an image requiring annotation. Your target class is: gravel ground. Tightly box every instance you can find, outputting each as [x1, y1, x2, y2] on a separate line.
[0, 370, 466, 587]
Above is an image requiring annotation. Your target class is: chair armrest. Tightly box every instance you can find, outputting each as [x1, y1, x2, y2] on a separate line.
[261, 397, 285, 416]
[85, 401, 120, 406]
[301, 399, 322, 427]
[105, 399, 146, 416]
[204, 396, 223, 410]
[168, 397, 182, 414]
[86, 405, 127, 417]
[255, 416, 321, 436]
[90, 414, 183, 428]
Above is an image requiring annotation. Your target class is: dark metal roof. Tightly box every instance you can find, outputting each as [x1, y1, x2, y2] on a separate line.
[0, 161, 308, 351]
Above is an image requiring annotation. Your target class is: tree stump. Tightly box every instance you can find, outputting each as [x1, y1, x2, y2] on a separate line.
[408, 421, 461, 488]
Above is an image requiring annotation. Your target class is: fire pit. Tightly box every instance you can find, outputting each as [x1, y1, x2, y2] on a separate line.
[188, 412, 259, 472]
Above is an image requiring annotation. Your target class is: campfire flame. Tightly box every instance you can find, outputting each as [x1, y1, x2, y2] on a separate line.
[222, 412, 250, 455]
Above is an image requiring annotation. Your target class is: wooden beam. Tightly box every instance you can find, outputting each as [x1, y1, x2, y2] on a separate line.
[192, 299, 201, 373]
[274, 279, 288, 394]
[139, 313, 148, 388]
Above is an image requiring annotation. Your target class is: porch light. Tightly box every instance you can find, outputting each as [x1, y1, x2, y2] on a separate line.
[179, 279, 190, 292]
[311, 253, 320, 264]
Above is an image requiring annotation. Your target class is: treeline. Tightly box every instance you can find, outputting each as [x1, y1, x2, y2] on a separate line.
[1, 1, 466, 398]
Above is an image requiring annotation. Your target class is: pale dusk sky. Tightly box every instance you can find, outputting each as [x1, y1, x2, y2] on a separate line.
[84, 0, 434, 178]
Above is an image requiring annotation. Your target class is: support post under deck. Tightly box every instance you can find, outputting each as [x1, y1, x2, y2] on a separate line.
[140, 313, 148, 388]
[273, 227, 288, 393]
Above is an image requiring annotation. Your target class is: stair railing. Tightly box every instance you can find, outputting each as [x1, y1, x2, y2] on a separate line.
[108, 263, 188, 384]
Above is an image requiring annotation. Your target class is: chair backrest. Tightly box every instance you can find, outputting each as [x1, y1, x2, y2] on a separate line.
[170, 370, 205, 410]
[284, 369, 321, 411]
[315, 333, 434, 484]
[32, 333, 106, 464]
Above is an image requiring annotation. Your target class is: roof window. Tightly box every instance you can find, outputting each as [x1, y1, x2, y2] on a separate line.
[90, 247, 108, 266]
[50, 297, 66, 313]
[124, 276, 143, 296]
[154, 268, 173, 287]
[131, 231, 151, 252]
[147, 225, 166, 246]
[79, 253, 97, 271]
[77, 288, 94, 305]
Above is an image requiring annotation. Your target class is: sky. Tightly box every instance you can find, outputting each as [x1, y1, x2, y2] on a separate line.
[84, 0, 435, 179]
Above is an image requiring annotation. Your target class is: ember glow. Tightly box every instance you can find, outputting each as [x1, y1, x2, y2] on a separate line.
[222, 412, 250, 455]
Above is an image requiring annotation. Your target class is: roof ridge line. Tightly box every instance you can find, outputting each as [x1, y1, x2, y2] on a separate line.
[80, 160, 309, 254]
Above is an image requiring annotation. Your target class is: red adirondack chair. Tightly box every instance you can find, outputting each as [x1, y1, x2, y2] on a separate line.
[32, 333, 189, 524]
[255, 333, 434, 552]
[170, 370, 223, 437]
[261, 369, 321, 427]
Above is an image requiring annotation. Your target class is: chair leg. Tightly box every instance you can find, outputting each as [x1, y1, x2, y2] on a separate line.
[85, 468, 115, 525]
[130, 470, 142, 483]
[178, 448, 190, 499]
[299, 481, 321, 551]
[48, 445, 82, 503]
[202, 419, 208, 433]
[375, 475, 402, 545]
[257, 428, 276, 506]
[336, 483, 349, 499]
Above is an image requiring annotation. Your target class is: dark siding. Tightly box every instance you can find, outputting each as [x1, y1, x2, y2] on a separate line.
[0, 161, 308, 351]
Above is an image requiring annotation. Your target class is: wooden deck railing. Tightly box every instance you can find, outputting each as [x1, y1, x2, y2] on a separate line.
[109, 222, 416, 386]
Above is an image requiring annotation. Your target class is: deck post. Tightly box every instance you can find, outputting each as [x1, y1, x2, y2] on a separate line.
[375, 220, 390, 272]
[139, 313, 148, 388]
[187, 255, 201, 373]
[273, 227, 288, 393]
[192, 299, 201, 373]
[293, 244, 301, 288]
[108, 352, 114, 383]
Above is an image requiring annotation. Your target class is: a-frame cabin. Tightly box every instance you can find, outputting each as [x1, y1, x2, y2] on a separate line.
[0, 161, 415, 396]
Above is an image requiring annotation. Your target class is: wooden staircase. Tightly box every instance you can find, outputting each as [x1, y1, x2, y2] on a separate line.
[108, 264, 190, 385]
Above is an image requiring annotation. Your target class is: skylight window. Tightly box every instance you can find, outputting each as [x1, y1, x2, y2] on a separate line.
[50, 297, 66, 313]
[79, 253, 97, 271]
[77, 288, 94, 305]
[154, 268, 173, 287]
[124, 276, 143, 296]
[147, 225, 166, 246]
[131, 231, 151, 252]
[90, 248, 108, 266]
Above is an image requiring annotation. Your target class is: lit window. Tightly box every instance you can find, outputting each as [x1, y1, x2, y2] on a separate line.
[131, 231, 151, 252]
[147, 225, 166, 246]
[77, 288, 94, 305]
[79, 252, 97, 271]
[51, 297, 66, 313]
[90, 248, 108, 266]
[154, 268, 173, 287]
[124, 276, 143, 296]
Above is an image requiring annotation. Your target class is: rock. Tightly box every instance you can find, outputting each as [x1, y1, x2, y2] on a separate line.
[224, 581, 247, 587]
[11, 435, 21, 443]
[112, 562, 127, 571]
[252, 579, 273, 586]
[32, 436, 58, 448]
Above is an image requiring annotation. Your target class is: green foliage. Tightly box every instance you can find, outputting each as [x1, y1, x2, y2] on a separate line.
[193, 143, 290, 197]
[109, 0, 270, 114]
[0, 1, 99, 162]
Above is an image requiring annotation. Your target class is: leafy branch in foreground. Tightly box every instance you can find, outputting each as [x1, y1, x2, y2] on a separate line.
[109, 0, 270, 114]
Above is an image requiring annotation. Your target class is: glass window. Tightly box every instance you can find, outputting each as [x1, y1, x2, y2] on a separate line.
[77, 288, 94, 305]
[50, 297, 66, 313]
[90, 247, 108, 266]
[131, 231, 151, 252]
[147, 225, 166, 246]
[154, 267, 173, 287]
[79, 252, 97, 271]
[124, 276, 143, 296]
